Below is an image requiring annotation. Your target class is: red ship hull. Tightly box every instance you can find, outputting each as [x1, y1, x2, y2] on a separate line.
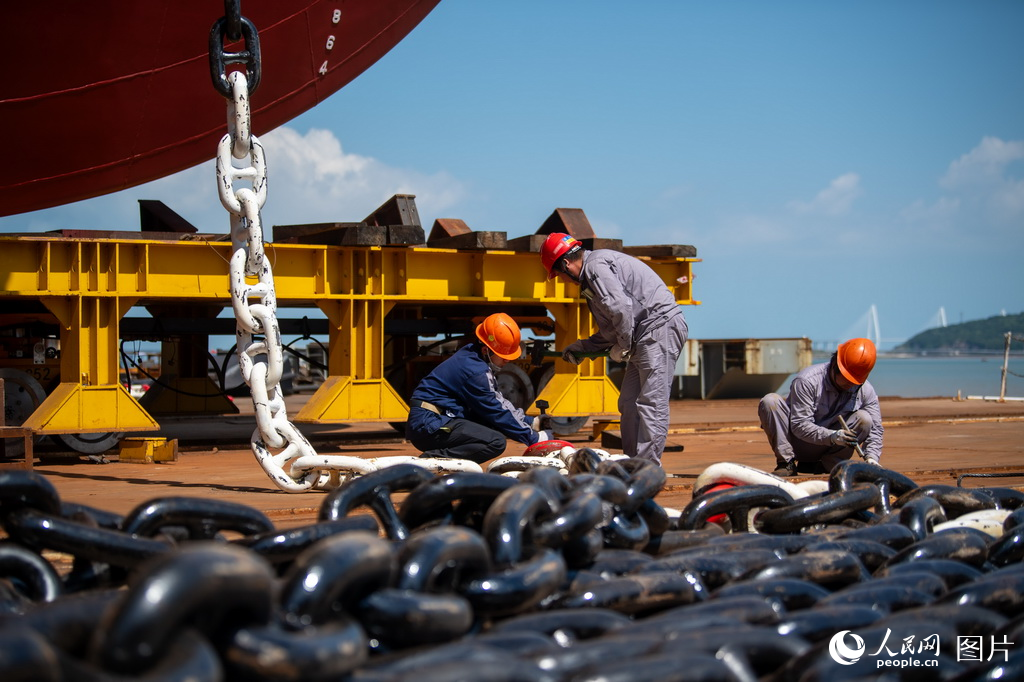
[0, 1, 441, 217]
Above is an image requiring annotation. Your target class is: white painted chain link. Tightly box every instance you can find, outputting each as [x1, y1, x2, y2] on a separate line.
[215, 71, 325, 492]
[210, 20, 482, 491]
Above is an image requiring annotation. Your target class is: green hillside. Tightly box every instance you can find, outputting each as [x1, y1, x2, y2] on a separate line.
[897, 312, 1024, 352]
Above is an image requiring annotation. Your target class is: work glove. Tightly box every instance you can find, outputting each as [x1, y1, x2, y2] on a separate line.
[531, 415, 552, 432]
[866, 458, 881, 467]
[830, 427, 859, 447]
[609, 344, 631, 363]
[535, 430, 553, 443]
[562, 341, 585, 365]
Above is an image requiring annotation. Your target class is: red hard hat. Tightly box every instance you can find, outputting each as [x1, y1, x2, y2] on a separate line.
[836, 338, 877, 385]
[475, 312, 523, 360]
[540, 232, 582, 279]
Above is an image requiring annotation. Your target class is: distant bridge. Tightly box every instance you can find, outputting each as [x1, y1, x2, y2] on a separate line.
[814, 305, 948, 352]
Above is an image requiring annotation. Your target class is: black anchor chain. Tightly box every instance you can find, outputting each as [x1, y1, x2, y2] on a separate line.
[2, 460, 1023, 681]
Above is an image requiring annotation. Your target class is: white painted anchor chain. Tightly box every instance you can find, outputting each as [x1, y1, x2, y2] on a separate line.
[210, 8, 489, 491]
[214, 63, 325, 491]
[486, 444, 629, 477]
[214, 67, 484, 491]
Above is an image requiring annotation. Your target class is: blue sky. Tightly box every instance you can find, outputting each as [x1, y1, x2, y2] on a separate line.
[3, 1, 1022, 351]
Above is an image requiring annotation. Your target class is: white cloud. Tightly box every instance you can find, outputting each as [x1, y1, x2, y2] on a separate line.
[254, 127, 467, 227]
[0, 127, 468, 235]
[939, 136, 1024, 191]
[899, 196, 960, 225]
[904, 137, 1024, 232]
[787, 173, 863, 216]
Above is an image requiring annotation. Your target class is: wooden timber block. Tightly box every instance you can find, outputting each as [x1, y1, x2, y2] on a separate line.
[429, 218, 472, 241]
[323, 224, 387, 246]
[590, 419, 620, 441]
[509, 233, 622, 252]
[427, 231, 508, 250]
[600, 429, 623, 450]
[119, 437, 178, 464]
[387, 225, 426, 245]
[537, 208, 595, 239]
[0, 380, 34, 470]
[507, 234, 547, 252]
[272, 222, 365, 244]
[580, 238, 623, 251]
[363, 194, 421, 228]
[51, 230, 228, 242]
[623, 244, 698, 258]
[0, 427, 35, 470]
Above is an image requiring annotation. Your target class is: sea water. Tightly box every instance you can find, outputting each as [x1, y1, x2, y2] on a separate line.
[778, 355, 1024, 399]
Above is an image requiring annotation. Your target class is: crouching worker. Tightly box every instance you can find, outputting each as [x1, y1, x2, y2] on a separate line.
[758, 338, 884, 476]
[406, 312, 553, 463]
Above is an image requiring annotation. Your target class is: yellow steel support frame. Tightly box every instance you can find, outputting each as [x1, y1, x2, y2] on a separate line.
[16, 241, 158, 433]
[296, 299, 408, 421]
[0, 236, 697, 431]
[534, 301, 620, 417]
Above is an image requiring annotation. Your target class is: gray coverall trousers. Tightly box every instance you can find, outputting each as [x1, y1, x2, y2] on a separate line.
[758, 393, 874, 472]
[620, 314, 688, 463]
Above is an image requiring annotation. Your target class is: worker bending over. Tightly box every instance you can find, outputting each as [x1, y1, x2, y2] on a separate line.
[541, 233, 688, 465]
[406, 313, 552, 463]
[759, 337, 883, 476]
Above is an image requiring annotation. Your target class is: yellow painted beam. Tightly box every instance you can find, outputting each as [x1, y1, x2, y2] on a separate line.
[0, 238, 699, 305]
[0, 236, 699, 431]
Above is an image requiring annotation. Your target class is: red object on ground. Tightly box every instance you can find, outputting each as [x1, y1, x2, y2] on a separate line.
[524, 440, 574, 457]
[704, 482, 736, 525]
[0, 0, 441, 217]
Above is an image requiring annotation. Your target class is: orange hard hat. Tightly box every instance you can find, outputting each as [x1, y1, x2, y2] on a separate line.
[540, 232, 582, 279]
[475, 312, 523, 360]
[836, 338, 877, 385]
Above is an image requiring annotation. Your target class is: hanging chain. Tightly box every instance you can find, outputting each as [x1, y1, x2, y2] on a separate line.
[207, 2, 486, 491]
[210, 2, 324, 492]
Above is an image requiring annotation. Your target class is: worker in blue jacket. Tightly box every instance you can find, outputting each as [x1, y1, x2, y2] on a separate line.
[406, 313, 553, 462]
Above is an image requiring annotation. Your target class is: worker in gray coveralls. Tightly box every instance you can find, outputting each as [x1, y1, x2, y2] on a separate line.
[540, 232, 688, 465]
[759, 337, 883, 476]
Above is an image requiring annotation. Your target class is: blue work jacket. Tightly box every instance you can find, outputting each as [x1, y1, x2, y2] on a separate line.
[407, 343, 539, 446]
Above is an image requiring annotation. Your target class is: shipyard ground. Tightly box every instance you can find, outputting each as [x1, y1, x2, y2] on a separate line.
[19, 394, 1024, 528]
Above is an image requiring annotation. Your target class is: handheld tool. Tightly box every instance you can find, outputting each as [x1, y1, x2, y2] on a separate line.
[837, 415, 869, 462]
[527, 340, 608, 367]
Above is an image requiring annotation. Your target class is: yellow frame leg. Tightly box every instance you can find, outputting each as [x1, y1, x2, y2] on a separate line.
[533, 301, 620, 417]
[23, 296, 158, 433]
[296, 299, 409, 422]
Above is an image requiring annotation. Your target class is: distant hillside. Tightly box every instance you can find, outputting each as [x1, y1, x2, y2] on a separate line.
[896, 312, 1024, 352]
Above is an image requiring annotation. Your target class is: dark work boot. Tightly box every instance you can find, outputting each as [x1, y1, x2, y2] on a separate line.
[772, 458, 797, 477]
